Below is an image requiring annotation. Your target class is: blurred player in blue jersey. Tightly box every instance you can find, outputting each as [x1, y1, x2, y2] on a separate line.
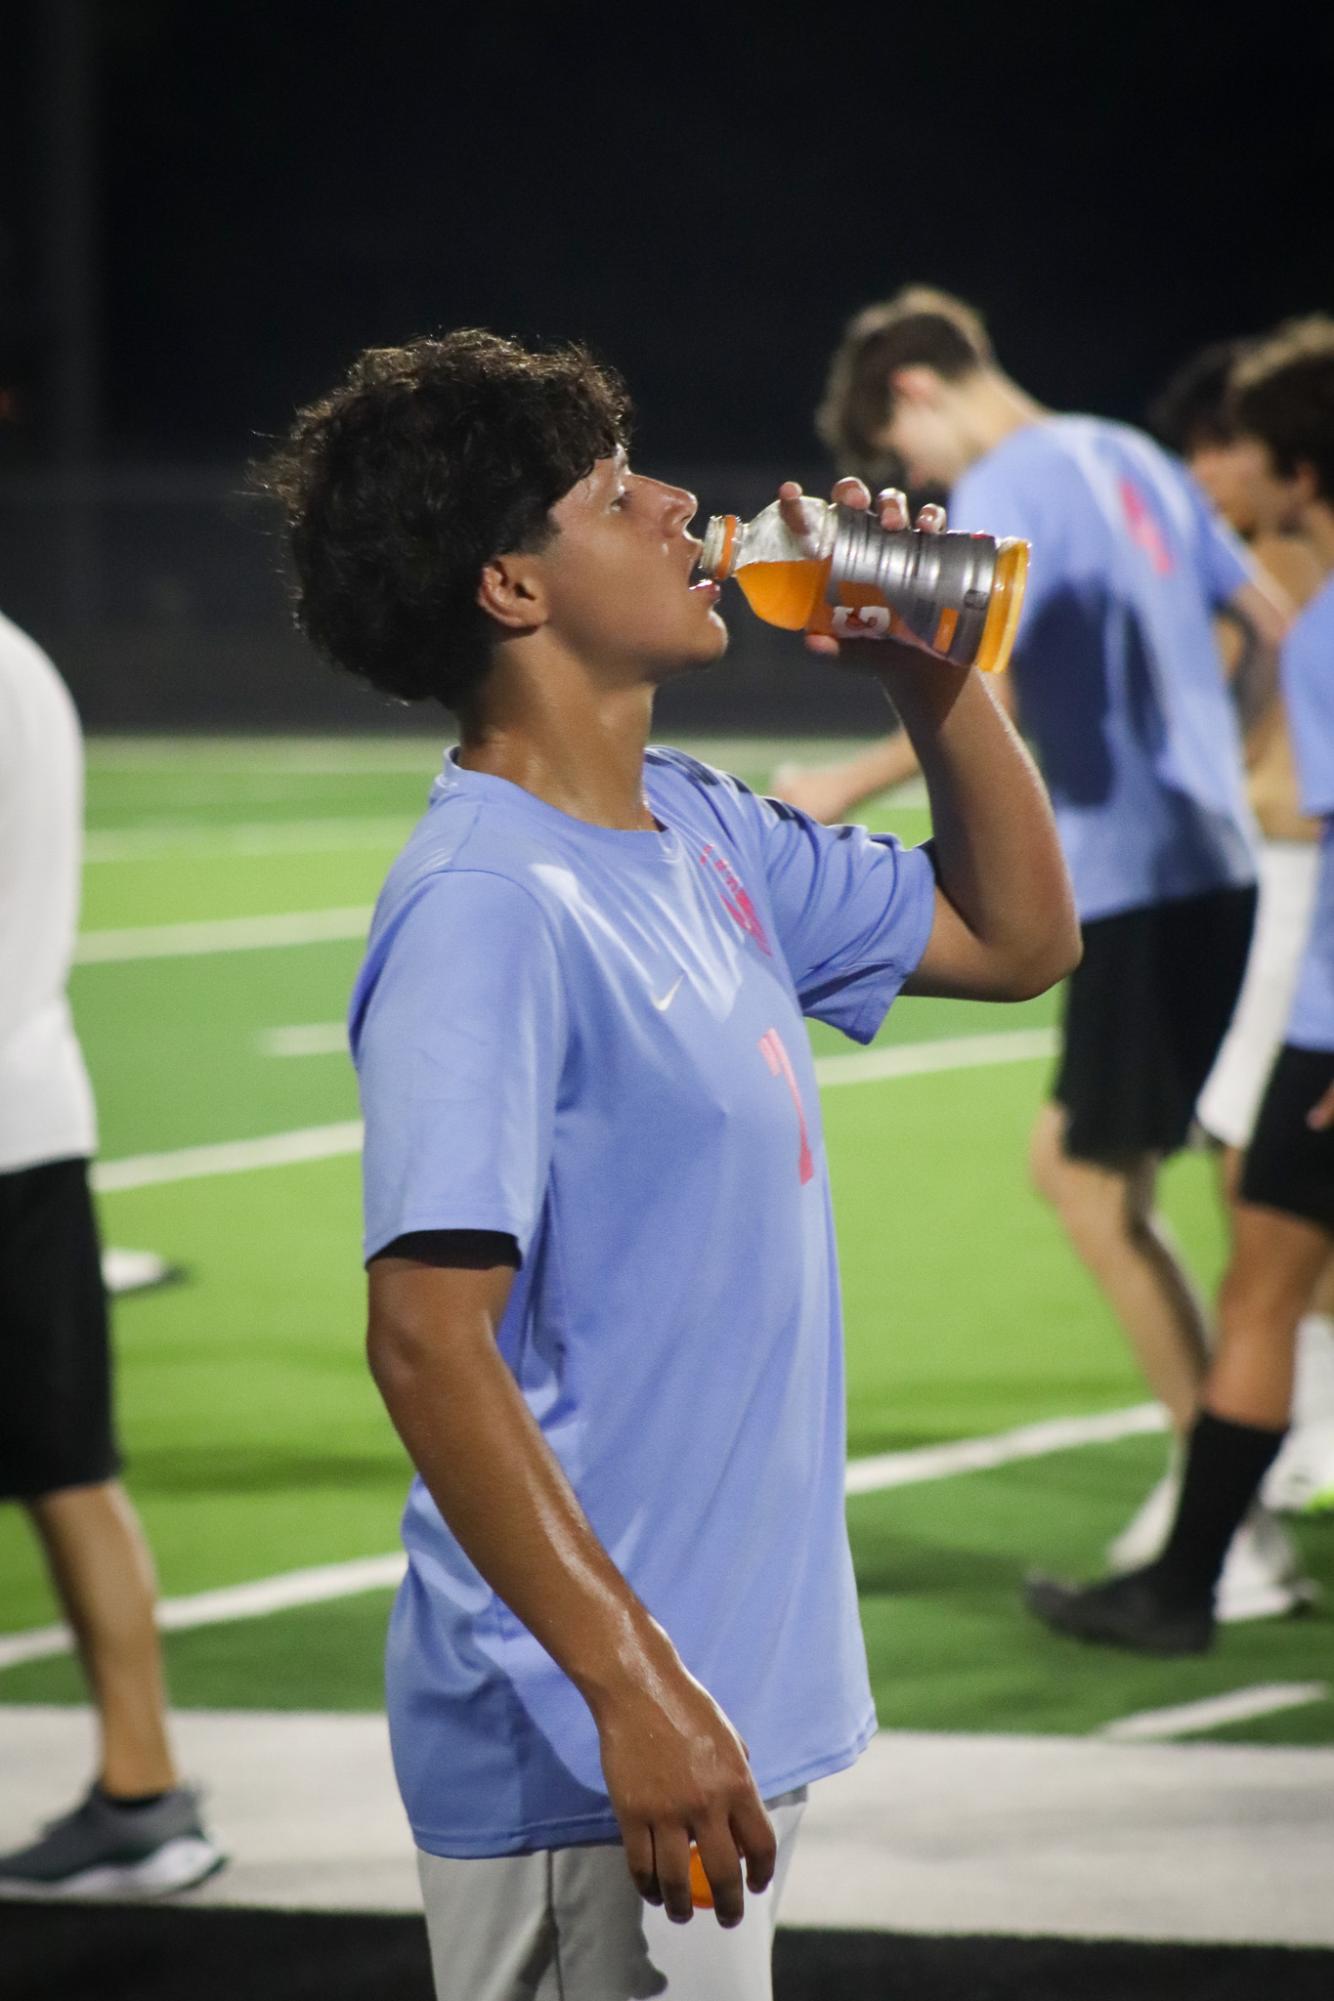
[1152, 341, 1334, 1520]
[261, 330, 1077, 2001]
[1028, 318, 1334, 1652]
[781, 288, 1302, 1619]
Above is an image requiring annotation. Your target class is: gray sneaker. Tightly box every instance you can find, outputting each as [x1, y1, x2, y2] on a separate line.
[0, 1785, 226, 1899]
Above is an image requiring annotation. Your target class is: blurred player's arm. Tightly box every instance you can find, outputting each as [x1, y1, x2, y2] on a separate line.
[366, 1253, 776, 1926]
[1216, 567, 1291, 748]
[770, 729, 920, 824]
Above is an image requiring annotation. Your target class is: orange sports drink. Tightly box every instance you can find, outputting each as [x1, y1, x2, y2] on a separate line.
[698, 497, 1029, 674]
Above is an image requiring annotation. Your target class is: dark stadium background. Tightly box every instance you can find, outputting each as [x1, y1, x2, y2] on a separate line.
[2, 0, 1332, 734]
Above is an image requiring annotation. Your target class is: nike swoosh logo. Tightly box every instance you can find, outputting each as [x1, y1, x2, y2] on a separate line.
[651, 973, 685, 1012]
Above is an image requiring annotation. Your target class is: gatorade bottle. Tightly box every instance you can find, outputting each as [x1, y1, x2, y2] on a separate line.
[698, 497, 1029, 674]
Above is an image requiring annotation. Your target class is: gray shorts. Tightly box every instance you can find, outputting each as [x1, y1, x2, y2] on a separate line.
[416, 1789, 807, 2001]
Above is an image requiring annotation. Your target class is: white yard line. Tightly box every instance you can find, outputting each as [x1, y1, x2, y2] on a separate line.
[1100, 1683, 1331, 1743]
[260, 1024, 350, 1058]
[92, 1122, 364, 1193]
[75, 906, 372, 964]
[0, 1556, 407, 1673]
[844, 1403, 1166, 1495]
[0, 1405, 1162, 1671]
[814, 1026, 1056, 1087]
[85, 817, 413, 862]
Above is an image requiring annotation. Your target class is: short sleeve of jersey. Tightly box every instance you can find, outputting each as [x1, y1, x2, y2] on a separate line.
[1179, 465, 1252, 609]
[949, 455, 1060, 625]
[352, 871, 567, 1263]
[1281, 583, 1334, 819]
[745, 793, 937, 1043]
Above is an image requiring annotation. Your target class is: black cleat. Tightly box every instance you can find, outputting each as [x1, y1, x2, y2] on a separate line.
[1023, 1565, 1215, 1657]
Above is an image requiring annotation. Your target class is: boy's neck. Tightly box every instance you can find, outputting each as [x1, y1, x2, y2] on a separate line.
[459, 666, 660, 831]
[956, 370, 1048, 471]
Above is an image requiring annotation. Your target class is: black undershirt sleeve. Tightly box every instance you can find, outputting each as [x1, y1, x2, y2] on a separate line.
[367, 1229, 521, 1271]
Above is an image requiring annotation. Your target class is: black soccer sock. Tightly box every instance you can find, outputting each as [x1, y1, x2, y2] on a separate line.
[1150, 1410, 1286, 1601]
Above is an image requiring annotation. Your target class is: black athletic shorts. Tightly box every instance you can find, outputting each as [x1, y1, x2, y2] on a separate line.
[1054, 883, 1256, 1163]
[1241, 1044, 1334, 1233]
[0, 1156, 121, 1502]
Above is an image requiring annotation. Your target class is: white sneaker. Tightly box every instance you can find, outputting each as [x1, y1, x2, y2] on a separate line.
[1215, 1507, 1320, 1624]
[101, 1248, 184, 1297]
[1264, 1417, 1334, 1516]
[1293, 1315, 1334, 1423]
[1107, 1466, 1181, 1572]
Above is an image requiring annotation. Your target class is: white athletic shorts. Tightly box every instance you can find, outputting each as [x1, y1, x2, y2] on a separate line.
[1197, 841, 1320, 1150]
[416, 1788, 806, 2001]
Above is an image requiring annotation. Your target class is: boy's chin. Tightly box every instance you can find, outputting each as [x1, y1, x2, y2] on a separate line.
[656, 619, 730, 681]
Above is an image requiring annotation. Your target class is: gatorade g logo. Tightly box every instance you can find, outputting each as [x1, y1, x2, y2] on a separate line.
[830, 603, 893, 639]
[697, 845, 773, 957]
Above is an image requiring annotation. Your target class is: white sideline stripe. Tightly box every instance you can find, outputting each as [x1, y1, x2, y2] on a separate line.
[1100, 1683, 1331, 1743]
[92, 1122, 363, 1193]
[0, 1556, 408, 1672]
[0, 1405, 1164, 1673]
[86, 817, 413, 862]
[75, 906, 372, 963]
[814, 1027, 1056, 1087]
[844, 1403, 1167, 1495]
[260, 1024, 350, 1058]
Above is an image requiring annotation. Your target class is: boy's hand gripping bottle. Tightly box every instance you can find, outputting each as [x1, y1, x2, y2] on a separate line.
[698, 496, 1028, 675]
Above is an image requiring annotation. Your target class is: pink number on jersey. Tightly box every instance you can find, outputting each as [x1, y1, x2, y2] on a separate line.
[759, 1028, 815, 1185]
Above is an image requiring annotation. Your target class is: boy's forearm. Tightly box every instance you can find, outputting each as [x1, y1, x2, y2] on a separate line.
[369, 1292, 673, 1716]
[878, 659, 1078, 985]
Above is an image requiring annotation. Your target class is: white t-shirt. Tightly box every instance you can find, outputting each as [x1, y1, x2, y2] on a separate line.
[0, 611, 97, 1172]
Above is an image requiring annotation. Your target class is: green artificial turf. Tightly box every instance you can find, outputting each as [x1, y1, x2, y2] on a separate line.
[3, 736, 1327, 1753]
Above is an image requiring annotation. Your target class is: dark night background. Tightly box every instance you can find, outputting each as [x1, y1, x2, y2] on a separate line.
[1, 0, 1332, 729]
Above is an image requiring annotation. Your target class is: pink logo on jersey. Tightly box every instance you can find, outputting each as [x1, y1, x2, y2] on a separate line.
[1119, 477, 1173, 576]
[697, 844, 773, 956]
[759, 1027, 815, 1184]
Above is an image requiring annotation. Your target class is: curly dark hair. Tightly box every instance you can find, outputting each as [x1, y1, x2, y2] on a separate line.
[1231, 316, 1334, 504]
[257, 330, 632, 710]
[816, 286, 991, 483]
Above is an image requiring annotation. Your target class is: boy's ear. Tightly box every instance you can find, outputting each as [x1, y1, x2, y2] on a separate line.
[890, 364, 944, 408]
[1290, 460, 1320, 509]
[477, 553, 549, 634]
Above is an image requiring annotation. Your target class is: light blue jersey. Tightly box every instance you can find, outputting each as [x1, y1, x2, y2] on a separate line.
[1282, 575, 1334, 1053]
[951, 417, 1257, 923]
[350, 749, 937, 1858]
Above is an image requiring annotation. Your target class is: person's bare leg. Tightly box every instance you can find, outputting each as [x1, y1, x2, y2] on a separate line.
[1209, 1204, 1333, 1431]
[1217, 1140, 1334, 1320]
[26, 1481, 179, 1797]
[1030, 1103, 1210, 1431]
[1308, 1258, 1334, 1319]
